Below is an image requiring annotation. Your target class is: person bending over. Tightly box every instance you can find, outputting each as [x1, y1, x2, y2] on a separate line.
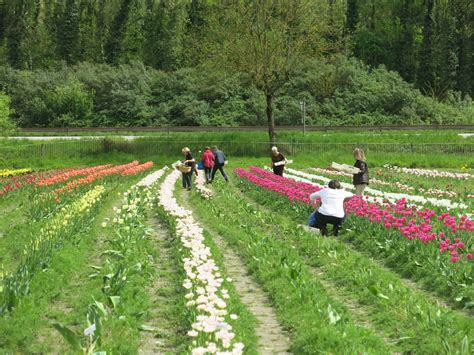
[307, 180, 353, 236]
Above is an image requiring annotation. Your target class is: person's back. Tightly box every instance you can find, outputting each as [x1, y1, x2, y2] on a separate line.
[316, 188, 352, 218]
[202, 150, 214, 168]
[308, 180, 353, 236]
[213, 149, 226, 165]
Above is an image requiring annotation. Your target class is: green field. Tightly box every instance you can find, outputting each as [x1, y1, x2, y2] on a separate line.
[0, 139, 473, 353]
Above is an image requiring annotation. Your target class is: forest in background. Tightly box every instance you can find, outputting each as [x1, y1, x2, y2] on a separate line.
[0, 0, 473, 130]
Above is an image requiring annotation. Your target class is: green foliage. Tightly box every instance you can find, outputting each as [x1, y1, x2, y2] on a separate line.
[0, 58, 473, 128]
[0, 91, 15, 135]
[45, 80, 93, 127]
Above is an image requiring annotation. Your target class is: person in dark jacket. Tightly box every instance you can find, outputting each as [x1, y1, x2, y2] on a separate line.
[352, 148, 369, 195]
[271, 146, 287, 176]
[181, 147, 195, 190]
[210, 146, 229, 183]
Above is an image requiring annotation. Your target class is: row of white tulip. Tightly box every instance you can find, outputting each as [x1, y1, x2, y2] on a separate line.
[285, 168, 468, 211]
[384, 164, 471, 180]
[158, 170, 244, 355]
[195, 172, 214, 200]
[307, 168, 459, 198]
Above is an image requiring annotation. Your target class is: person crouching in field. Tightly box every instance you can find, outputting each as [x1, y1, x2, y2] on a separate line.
[353, 148, 369, 195]
[201, 147, 215, 183]
[181, 147, 195, 190]
[271, 146, 287, 176]
[307, 180, 353, 236]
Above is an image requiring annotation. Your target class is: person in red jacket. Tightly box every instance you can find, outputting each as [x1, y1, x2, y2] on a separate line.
[201, 147, 215, 183]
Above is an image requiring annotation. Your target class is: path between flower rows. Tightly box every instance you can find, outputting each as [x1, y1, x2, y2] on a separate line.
[139, 218, 186, 354]
[179, 189, 292, 354]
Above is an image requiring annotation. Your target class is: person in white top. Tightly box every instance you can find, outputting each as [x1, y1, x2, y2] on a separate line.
[307, 180, 353, 236]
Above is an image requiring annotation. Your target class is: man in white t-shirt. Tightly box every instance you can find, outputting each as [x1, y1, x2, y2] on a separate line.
[307, 180, 353, 236]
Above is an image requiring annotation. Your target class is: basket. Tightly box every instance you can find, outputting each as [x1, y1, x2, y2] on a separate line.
[178, 165, 192, 173]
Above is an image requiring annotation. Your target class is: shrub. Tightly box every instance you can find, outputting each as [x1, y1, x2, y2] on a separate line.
[0, 92, 16, 135]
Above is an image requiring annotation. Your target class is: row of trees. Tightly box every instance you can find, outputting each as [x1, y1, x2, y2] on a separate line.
[0, 0, 473, 142]
[1, 1, 472, 96]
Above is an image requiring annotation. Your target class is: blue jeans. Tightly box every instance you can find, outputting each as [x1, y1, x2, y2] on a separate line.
[307, 211, 318, 227]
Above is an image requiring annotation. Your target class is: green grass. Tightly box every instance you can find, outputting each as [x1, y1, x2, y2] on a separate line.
[187, 175, 474, 353]
[7, 129, 474, 143]
[187, 180, 391, 354]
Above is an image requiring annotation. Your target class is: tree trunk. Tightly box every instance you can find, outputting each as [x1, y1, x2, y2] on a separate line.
[266, 92, 276, 146]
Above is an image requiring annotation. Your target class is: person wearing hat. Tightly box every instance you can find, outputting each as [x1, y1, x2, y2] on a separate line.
[271, 146, 287, 176]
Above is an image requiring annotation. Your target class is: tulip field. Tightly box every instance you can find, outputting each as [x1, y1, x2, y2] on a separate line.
[0, 156, 473, 354]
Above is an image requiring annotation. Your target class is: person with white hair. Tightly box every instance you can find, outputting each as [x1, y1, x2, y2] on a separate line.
[271, 146, 287, 176]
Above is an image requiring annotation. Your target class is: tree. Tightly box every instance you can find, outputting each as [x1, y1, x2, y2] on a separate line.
[57, 0, 81, 64]
[393, 0, 419, 83]
[345, 0, 358, 34]
[5, 0, 28, 69]
[143, 0, 179, 70]
[105, 0, 132, 64]
[211, 0, 322, 144]
[417, 0, 435, 92]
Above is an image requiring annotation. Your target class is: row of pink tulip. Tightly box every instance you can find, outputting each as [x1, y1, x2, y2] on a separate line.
[236, 167, 473, 263]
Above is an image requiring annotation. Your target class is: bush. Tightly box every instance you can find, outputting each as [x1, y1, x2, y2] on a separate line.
[0, 92, 16, 136]
[0, 57, 472, 127]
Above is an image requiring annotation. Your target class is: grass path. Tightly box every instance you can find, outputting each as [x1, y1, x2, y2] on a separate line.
[179, 189, 292, 354]
[138, 218, 188, 354]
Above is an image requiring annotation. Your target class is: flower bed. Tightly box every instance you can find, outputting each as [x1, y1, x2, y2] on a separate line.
[0, 185, 106, 313]
[287, 168, 468, 210]
[53, 161, 146, 194]
[384, 165, 471, 180]
[158, 170, 244, 354]
[0, 168, 32, 178]
[195, 172, 213, 200]
[239, 167, 473, 263]
[37, 164, 113, 186]
[236, 167, 474, 308]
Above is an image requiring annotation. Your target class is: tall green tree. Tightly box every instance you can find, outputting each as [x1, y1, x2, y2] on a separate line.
[143, 0, 181, 70]
[57, 0, 81, 64]
[417, 0, 435, 92]
[105, 0, 132, 64]
[345, 0, 358, 34]
[211, 0, 322, 144]
[5, 0, 28, 69]
[393, 0, 419, 83]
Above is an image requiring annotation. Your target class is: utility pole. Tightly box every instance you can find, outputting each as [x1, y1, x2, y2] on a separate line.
[299, 101, 306, 135]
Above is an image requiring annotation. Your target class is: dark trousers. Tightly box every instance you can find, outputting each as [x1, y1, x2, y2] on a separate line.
[204, 167, 212, 182]
[182, 172, 193, 189]
[273, 166, 284, 176]
[311, 211, 344, 236]
[211, 164, 228, 182]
